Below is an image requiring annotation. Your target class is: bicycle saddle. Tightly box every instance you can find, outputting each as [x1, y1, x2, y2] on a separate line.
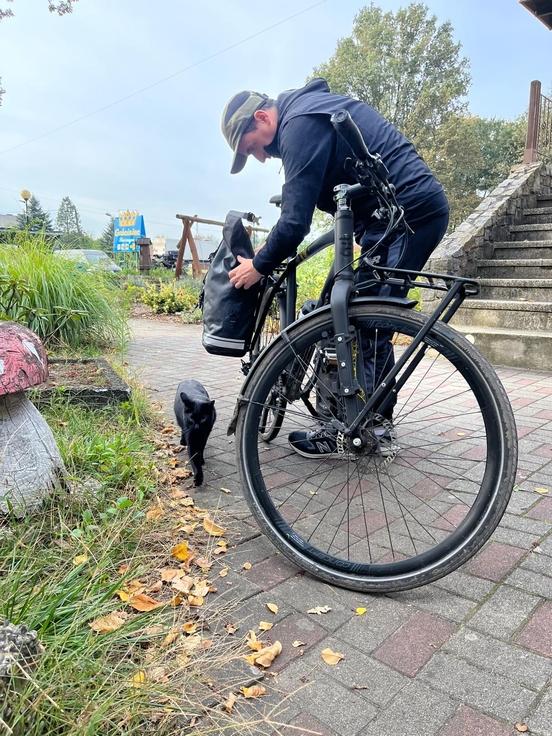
[269, 194, 282, 207]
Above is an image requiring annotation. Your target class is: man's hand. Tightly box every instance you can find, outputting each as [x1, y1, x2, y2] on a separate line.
[229, 256, 263, 289]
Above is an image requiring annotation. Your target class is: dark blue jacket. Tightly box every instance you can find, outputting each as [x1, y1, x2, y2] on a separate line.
[253, 78, 447, 276]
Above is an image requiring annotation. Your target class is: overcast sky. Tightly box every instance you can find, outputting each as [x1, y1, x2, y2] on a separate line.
[0, 0, 550, 241]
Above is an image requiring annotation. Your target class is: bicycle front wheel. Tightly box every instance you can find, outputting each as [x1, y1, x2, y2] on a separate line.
[236, 302, 517, 592]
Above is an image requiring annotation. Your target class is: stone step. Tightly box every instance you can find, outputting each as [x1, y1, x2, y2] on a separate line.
[510, 223, 552, 241]
[478, 278, 552, 301]
[477, 258, 552, 278]
[454, 299, 552, 331]
[453, 324, 552, 370]
[523, 207, 552, 224]
[536, 195, 552, 208]
[492, 241, 552, 259]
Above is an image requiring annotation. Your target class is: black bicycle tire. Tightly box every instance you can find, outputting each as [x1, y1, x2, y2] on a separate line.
[236, 302, 517, 593]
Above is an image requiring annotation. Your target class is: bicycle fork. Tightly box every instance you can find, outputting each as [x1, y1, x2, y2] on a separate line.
[330, 184, 364, 435]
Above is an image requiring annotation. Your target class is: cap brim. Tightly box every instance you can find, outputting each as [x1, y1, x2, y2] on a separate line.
[231, 150, 248, 174]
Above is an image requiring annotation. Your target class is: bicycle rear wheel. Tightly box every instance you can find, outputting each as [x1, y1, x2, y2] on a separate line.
[236, 302, 517, 592]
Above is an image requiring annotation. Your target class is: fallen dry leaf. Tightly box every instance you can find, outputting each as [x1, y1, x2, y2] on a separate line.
[171, 467, 191, 479]
[355, 607, 367, 616]
[246, 630, 264, 652]
[266, 602, 279, 614]
[146, 504, 165, 521]
[225, 622, 238, 635]
[148, 580, 163, 594]
[117, 563, 129, 575]
[191, 580, 210, 598]
[241, 685, 267, 698]
[162, 629, 181, 647]
[161, 426, 174, 435]
[203, 515, 226, 537]
[172, 541, 192, 562]
[73, 554, 88, 566]
[172, 576, 194, 594]
[160, 567, 183, 583]
[219, 567, 229, 578]
[307, 605, 332, 615]
[224, 692, 237, 713]
[321, 647, 344, 665]
[129, 593, 163, 612]
[183, 621, 198, 634]
[220, 487, 232, 494]
[514, 725, 529, 734]
[259, 621, 273, 631]
[194, 557, 213, 572]
[130, 670, 147, 688]
[243, 562, 252, 570]
[188, 595, 204, 607]
[115, 588, 132, 602]
[89, 611, 128, 633]
[292, 640, 305, 648]
[250, 641, 282, 668]
[535, 487, 549, 495]
[169, 593, 184, 607]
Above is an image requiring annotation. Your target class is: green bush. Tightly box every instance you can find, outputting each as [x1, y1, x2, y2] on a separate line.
[142, 279, 202, 319]
[0, 234, 128, 348]
[296, 245, 335, 308]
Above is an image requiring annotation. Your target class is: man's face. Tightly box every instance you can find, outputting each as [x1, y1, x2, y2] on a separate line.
[237, 109, 276, 164]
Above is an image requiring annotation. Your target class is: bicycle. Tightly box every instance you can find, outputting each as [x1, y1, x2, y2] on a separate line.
[229, 111, 518, 593]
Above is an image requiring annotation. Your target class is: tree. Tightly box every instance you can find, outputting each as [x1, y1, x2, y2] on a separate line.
[56, 196, 82, 237]
[16, 195, 53, 232]
[313, 3, 470, 148]
[99, 216, 115, 253]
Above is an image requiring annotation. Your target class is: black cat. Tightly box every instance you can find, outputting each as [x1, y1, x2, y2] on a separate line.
[174, 379, 216, 486]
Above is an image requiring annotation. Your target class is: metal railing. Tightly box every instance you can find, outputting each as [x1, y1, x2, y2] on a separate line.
[524, 80, 552, 163]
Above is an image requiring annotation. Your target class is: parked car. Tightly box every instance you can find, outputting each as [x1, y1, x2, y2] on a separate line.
[54, 249, 122, 273]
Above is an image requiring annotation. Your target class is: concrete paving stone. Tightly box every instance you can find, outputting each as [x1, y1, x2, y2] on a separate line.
[527, 497, 552, 522]
[535, 534, 552, 556]
[231, 589, 295, 633]
[528, 687, 552, 736]
[274, 672, 378, 736]
[516, 600, 552, 658]
[521, 548, 552, 576]
[267, 613, 328, 672]
[444, 627, 552, 690]
[419, 651, 537, 721]
[333, 597, 413, 655]
[294, 635, 409, 707]
[432, 569, 496, 601]
[491, 525, 542, 550]
[500, 511, 552, 536]
[280, 711, 335, 736]
[439, 704, 515, 736]
[224, 534, 275, 569]
[206, 569, 262, 611]
[468, 585, 541, 639]
[506, 566, 552, 598]
[372, 610, 456, 677]
[390, 584, 477, 623]
[271, 575, 354, 632]
[466, 541, 527, 582]
[361, 681, 457, 736]
[243, 554, 300, 591]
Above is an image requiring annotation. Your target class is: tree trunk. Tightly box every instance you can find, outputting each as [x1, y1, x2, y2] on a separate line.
[0, 392, 66, 515]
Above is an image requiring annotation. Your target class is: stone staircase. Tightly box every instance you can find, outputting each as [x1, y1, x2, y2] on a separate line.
[428, 163, 552, 370]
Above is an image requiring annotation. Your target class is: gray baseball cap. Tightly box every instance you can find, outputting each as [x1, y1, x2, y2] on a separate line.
[221, 90, 269, 174]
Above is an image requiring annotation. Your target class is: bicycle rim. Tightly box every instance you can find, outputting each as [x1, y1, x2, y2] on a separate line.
[236, 303, 517, 592]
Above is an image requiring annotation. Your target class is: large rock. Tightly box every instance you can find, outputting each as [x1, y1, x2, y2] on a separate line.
[0, 392, 66, 515]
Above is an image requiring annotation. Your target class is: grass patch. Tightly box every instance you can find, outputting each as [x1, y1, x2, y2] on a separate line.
[0, 233, 128, 349]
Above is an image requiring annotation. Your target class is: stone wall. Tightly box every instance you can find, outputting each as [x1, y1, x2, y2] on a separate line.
[428, 162, 552, 276]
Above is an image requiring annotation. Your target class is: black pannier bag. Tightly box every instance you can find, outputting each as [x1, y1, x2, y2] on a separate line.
[200, 210, 264, 357]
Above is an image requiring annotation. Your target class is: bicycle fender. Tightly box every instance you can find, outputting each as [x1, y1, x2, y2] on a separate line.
[226, 295, 416, 435]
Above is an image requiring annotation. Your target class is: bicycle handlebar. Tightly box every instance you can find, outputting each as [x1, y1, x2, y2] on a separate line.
[331, 110, 371, 162]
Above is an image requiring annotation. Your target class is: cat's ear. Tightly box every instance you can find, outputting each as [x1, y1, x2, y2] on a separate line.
[180, 393, 195, 410]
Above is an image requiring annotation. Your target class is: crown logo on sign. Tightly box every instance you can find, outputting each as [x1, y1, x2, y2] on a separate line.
[118, 210, 138, 227]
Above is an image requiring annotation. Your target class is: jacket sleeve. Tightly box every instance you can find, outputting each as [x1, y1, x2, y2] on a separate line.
[253, 115, 334, 276]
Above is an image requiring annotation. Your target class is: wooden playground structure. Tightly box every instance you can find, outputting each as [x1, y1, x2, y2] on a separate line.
[174, 213, 270, 279]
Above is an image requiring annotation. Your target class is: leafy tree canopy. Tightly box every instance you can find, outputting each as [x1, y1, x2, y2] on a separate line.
[56, 196, 82, 236]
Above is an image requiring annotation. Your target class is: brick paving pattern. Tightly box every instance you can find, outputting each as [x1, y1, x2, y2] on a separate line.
[127, 319, 552, 736]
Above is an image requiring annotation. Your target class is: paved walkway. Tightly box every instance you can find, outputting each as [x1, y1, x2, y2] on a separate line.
[127, 318, 552, 736]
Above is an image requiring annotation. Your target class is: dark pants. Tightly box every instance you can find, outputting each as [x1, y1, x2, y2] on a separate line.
[357, 194, 450, 419]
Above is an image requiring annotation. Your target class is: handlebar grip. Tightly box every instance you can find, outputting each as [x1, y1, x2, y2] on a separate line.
[331, 110, 370, 161]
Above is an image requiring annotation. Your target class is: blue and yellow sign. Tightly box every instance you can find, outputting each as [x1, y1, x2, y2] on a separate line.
[113, 210, 146, 252]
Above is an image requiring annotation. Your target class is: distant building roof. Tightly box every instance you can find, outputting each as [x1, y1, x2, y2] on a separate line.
[519, 0, 552, 30]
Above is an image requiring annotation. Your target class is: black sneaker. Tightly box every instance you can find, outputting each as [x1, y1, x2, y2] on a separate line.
[288, 426, 339, 458]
